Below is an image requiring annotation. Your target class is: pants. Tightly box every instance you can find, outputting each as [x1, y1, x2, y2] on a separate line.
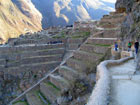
[128, 48, 131, 52]
[115, 47, 118, 51]
[135, 48, 138, 54]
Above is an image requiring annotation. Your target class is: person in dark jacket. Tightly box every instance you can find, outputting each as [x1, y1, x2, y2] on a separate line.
[135, 41, 139, 54]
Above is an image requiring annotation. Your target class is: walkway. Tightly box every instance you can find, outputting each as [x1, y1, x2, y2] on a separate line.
[109, 59, 140, 105]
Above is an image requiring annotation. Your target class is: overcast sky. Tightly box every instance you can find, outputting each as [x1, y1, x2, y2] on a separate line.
[101, 0, 116, 3]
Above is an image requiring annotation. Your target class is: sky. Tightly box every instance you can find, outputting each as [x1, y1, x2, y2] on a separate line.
[101, 0, 117, 3]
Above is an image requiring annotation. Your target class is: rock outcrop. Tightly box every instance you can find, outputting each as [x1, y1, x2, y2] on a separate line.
[115, 0, 140, 68]
[116, 0, 140, 39]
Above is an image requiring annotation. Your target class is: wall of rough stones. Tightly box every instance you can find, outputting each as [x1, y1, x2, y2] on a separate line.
[115, 0, 140, 69]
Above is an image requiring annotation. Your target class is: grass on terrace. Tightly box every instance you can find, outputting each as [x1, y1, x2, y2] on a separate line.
[36, 90, 51, 105]
[53, 31, 90, 39]
[45, 81, 61, 91]
[13, 101, 28, 105]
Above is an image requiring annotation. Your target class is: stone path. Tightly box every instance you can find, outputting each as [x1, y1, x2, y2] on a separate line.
[109, 59, 140, 105]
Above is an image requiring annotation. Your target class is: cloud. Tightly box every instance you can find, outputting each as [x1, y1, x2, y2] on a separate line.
[83, 0, 115, 11]
[100, 0, 116, 3]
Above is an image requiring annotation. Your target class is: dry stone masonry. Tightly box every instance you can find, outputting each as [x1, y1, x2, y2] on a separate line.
[0, 22, 91, 105]
[8, 11, 125, 105]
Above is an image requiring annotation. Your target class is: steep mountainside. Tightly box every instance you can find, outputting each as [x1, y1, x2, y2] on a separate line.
[30, 0, 116, 28]
[0, 0, 42, 43]
[116, 0, 140, 39]
[0, 0, 116, 42]
[115, 0, 140, 68]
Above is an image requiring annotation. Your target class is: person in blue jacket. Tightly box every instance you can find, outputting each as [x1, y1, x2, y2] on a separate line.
[114, 42, 118, 51]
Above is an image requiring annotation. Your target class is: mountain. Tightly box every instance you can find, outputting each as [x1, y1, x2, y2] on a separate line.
[30, 0, 116, 28]
[0, 0, 116, 42]
[0, 0, 42, 43]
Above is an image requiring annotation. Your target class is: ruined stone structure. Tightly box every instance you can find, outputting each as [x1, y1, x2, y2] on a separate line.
[7, 11, 126, 105]
[0, 26, 89, 104]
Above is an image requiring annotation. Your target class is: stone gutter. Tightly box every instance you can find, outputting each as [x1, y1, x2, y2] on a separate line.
[87, 57, 133, 105]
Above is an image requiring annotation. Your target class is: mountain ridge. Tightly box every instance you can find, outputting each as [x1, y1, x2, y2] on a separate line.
[0, 0, 116, 42]
[0, 0, 42, 43]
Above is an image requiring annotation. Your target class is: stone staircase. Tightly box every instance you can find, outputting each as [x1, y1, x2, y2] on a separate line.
[10, 12, 125, 105]
[66, 38, 86, 51]
[0, 36, 67, 105]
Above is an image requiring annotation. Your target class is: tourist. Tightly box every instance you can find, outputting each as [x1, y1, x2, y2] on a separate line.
[128, 41, 132, 52]
[114, 42, 118, 51]
[135, 40, 139, 54]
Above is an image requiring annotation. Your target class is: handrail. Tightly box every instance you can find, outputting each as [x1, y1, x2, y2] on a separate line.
[87, 57, 133, 105]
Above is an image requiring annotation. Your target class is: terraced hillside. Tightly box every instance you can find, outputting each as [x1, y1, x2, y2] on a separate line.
[10, 12, 126, 105]
[0, 25, 91, 104]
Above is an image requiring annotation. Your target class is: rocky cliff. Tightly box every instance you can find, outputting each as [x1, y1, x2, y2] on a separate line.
[116, 0, 140, 39]
[31, 0, 115, 28]
[0, 0, 42, 43]
[115, 0, 140, 68]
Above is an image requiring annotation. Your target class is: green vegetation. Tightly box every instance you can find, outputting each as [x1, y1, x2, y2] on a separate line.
[52, 34, 66, 39]
[52, 30, 67, 39]
[71, 31, 90, 38]
[36, 91, 51, 105]
[52, 31, 90, 39]
[94, 44, 111, 47]
[13, 100, 28, 105]
[86, 43, 111, 47]
[45, 81, 61, 91]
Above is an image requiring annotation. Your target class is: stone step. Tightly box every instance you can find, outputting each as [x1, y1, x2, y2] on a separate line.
[107, 12, 124, 18]
[0, 59, 6, 65]
[66, 58, 88, 73]
[26, 89, 46, 105]
[67, 38, 85, 44]
[0, 44, 64, 54]
[13, 101, 27, 105]
[67, 44, 80, 50]
[93, 29, 120, 38]
[49, 74, 70, 91]
[0, 48, 65, 60]
[80, 44, 109, 54]
[100, 16, 125, 24]
[40, 81, 61, 103]
[59, 66, 78, 81]
[98, 22, 118, 29]
[73, 50, 103, 64]
[87, 38, 117, 45]
[6, 54, 62, 67]
[4, 61, 61, 76]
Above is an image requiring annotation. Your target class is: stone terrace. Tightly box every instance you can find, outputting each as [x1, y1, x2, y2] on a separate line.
[0, 37, 66, 104]
[10, 12, 125, 105]
[0, 23, 91, 104]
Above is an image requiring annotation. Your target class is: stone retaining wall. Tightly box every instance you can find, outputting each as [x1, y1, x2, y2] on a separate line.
[0, 44, 64, 53]
[8, 38, 66, 46]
